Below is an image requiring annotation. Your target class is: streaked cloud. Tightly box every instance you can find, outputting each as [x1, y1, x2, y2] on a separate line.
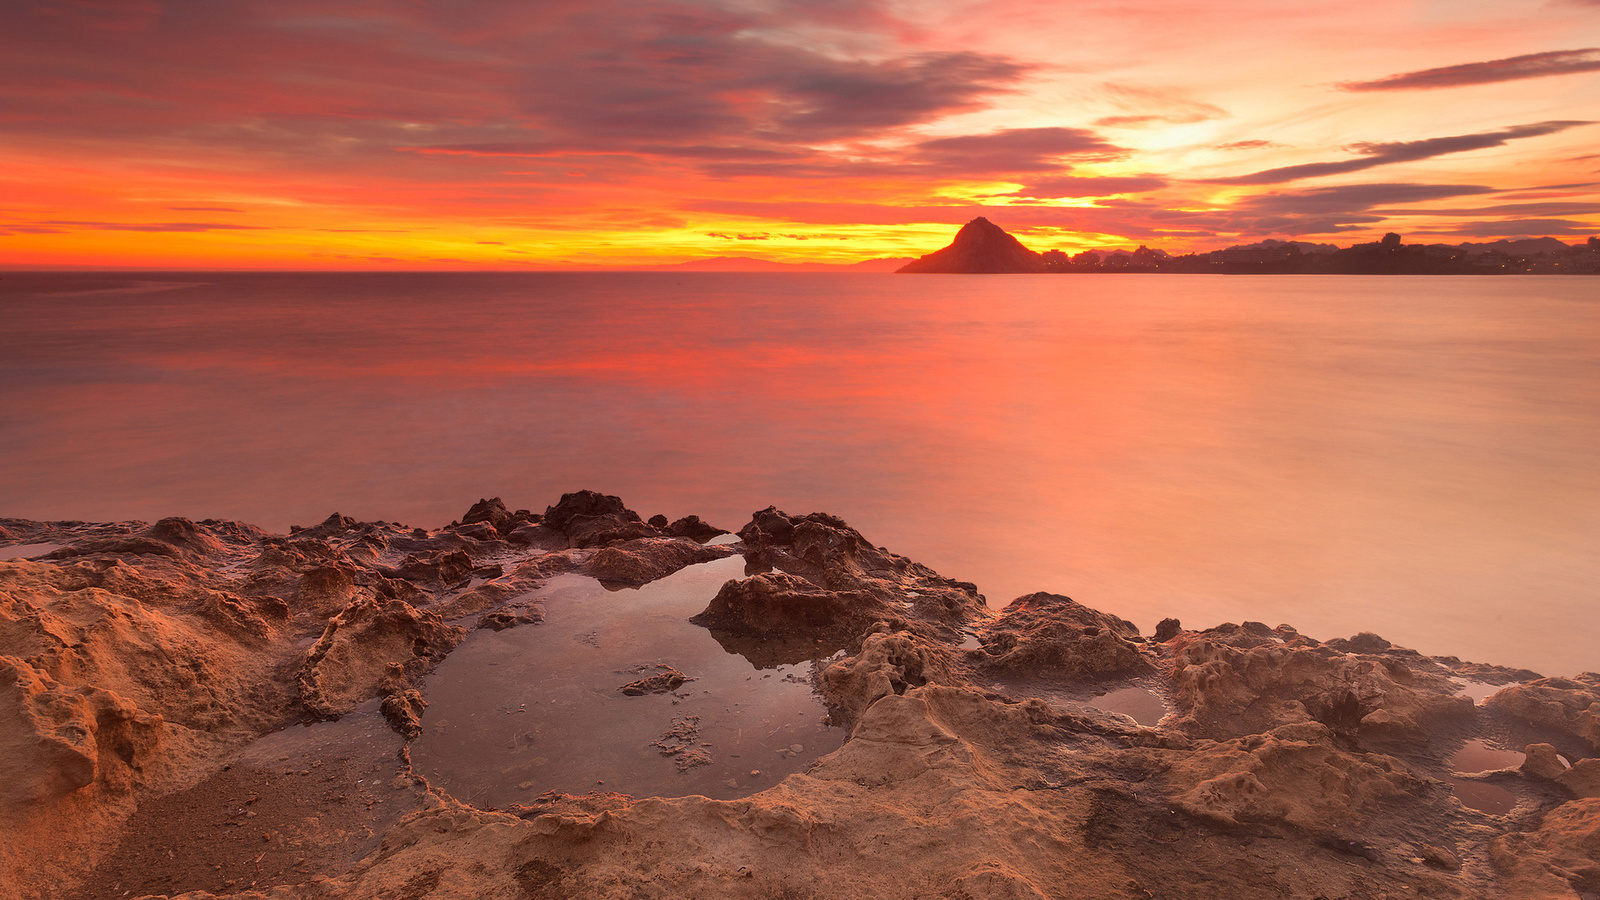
[1342, 49, 1600, 91]
[1004, 175, 1168, 198]
[1211, 122, 1594, 185]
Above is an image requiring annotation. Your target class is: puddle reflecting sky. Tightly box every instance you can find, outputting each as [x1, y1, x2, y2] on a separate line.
[409, 555, 842, 805]
[1447, 738, 1523, 815]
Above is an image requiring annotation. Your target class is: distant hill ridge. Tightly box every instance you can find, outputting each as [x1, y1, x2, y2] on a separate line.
[895, 218, 1599, 274]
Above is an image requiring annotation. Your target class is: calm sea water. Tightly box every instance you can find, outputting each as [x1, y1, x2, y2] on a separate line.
[2, 271, 1595, 676]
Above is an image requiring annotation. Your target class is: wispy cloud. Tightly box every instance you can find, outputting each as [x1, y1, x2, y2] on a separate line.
[1342, 49, 1600, 91]
[1004, 174, 1167, 198]
[40, 221, 266, 232]
[1211, 122, 1593, 185]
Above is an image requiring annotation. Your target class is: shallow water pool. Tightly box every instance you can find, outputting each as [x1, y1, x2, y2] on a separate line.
[409, 555, 842, 806]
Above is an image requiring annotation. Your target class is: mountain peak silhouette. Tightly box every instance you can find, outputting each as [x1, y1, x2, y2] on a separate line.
[896, 217, 1047, 273]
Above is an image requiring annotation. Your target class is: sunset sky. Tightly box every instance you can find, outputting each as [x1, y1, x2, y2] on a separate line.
[3, 0, 1598, 268]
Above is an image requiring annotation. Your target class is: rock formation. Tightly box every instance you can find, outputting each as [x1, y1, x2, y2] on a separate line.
[895, 217, 1048, 273]
[1, 499, 1597, 900]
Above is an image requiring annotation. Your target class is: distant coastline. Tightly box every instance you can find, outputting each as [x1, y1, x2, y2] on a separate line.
[896, 217, 1600, 275]
[1037, 233, 1600, 275]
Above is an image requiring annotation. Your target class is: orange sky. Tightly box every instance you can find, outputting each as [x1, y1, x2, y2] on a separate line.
[2, 0, 1597, 268]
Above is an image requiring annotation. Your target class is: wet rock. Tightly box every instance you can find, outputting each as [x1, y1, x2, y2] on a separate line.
[586, 538, 733, 587]
[972, 592, 1149, 681]
[430, 562, 554, 622]
[620, 667, 691, 696]
[1487, 674, 1600, 750]
[477, 602, 545, 631]
[690, 571, 898, 644]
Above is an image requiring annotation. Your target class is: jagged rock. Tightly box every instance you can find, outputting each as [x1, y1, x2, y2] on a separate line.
[297, 598, 464, 718]
[1156, 721, 1423, 829]
[289, 512, 360, 540]
[822, 629, 961, 725]
[619, 667, 690, 696]
[1487, 675, 1600, 749]
[896, 217, 1048, 274]
[382, 550, 474, 590]
[739, 507, 985, 626]
[585, 538, 732, 586]
[1489, 798, 1600, 897]
[667, 515, 729, 541]
[972, 592, 1149, 680]
[460, 497, 519, 536]
[380, 689, 428, 740]
[1166, 628, 1474, 742]
[543, 490, 663, 547]
[0, 663, 164, 805]
[1154, 617, 1183, 642]
[296, 565, 357, 614]
[505, 522, 568, 551]
[690, 571, 898, 643]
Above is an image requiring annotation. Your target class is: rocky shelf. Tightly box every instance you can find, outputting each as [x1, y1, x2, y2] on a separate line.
[1, 492, 1597, 899]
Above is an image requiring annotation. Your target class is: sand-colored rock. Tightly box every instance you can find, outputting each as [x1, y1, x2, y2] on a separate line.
[586, 537, 734, 586]
[296, 597, 464, 719]
[971, 591, 1150, 680]
[1487, 675, 1600, 749]
[739, 507, 987, 627]
[4, 499, 1599, 900]
[1158, 721, 1423, 828]
[1489, 798, 1600, 898]
[1166, 626, 1475, 743]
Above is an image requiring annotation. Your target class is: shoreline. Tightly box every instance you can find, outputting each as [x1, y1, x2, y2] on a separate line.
[3, 493, 1598, 899]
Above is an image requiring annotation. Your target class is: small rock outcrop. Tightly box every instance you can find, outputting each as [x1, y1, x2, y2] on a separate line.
[895, 217, 1048, 274]
[970, 592, 1149, 680]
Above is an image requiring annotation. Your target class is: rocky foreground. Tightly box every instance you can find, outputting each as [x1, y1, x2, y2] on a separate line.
[2, 493, 1598, 900]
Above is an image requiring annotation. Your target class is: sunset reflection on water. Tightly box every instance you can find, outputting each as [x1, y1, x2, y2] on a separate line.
[2, 272, 1596, 675]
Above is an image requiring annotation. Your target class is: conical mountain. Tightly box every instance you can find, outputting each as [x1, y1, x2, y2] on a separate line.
[896, 217, 1047, 273]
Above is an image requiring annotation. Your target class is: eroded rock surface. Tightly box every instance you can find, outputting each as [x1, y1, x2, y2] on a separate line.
[2, 499, 1598, 900]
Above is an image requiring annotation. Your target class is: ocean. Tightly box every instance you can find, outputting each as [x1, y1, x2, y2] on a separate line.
[2, 270, 1595, 676]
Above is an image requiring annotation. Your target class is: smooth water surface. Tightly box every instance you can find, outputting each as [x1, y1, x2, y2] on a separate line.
[408, 555, 840, 804]
[3, 272, 1596, 675]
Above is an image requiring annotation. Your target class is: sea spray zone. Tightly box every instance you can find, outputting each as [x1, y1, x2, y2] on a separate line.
[1, 492, 1597, 899]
